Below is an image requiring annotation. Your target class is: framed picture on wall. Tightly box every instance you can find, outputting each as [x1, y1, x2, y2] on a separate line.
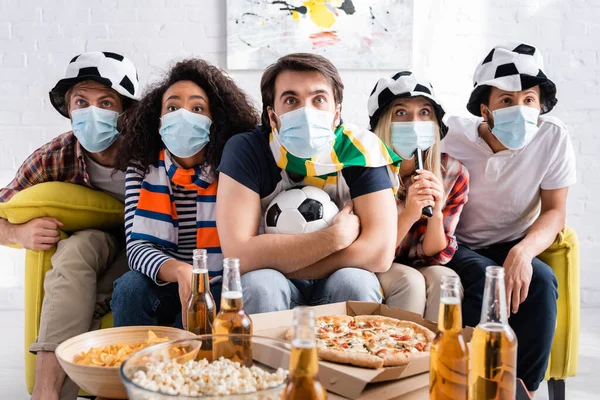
[226, 0, 413, 70]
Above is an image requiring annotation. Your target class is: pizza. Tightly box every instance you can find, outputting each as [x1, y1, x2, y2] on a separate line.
[285, 315, 435, 369]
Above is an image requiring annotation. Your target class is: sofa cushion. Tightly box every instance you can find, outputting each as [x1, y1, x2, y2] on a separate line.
[0, 182, 124, 234]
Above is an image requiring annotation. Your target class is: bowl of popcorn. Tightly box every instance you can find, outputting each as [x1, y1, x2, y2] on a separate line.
[120, 334, 290, 399]
[55, 326, 197, 399]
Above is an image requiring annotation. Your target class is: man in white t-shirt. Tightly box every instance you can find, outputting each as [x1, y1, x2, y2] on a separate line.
[443, 43, 576, 395]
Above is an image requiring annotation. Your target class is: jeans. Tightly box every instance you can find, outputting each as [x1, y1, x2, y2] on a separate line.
[241, 267, 382, 314]
[448, 240, 558, 392]
[111, 270, 222, 328]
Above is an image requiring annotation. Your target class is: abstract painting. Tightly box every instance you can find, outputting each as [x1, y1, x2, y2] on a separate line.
[227, 0, 413, 69]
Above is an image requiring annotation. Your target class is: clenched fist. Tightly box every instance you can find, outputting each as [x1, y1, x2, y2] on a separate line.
[13, 217, 63, 250]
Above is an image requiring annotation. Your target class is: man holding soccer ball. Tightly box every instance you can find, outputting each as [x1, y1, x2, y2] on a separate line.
[217, 53, 401, 314]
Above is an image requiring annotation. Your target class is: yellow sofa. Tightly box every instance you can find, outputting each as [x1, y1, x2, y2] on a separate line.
[0, 182, 124, 395]
[0, 183, 580, 397]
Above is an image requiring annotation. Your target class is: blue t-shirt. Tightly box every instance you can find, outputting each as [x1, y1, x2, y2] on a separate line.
[218, 127, 392, 200]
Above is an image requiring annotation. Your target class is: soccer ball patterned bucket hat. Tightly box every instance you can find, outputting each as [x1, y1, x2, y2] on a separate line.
[367, 71, 447, 137]
[50, 51, 140, 118]
[467, 42, 557, 116]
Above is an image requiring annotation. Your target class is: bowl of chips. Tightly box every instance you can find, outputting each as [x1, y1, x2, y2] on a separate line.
[120, 334, 290, 399]
[56, 326, 197, 399]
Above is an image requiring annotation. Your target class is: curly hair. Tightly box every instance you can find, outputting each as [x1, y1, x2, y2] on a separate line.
[117, 59, 259, 172]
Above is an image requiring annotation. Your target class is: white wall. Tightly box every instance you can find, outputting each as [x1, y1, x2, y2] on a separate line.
[1, 0, 599, 309]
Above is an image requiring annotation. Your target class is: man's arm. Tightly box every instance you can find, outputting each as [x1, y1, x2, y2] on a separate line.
[286, 188, 397, 279]
[0, 219, 18, 246]
[0, 143, 53, 203]
[503, 187, 568, 313]
[517, 187, 567, 255]
[216, 173, 359, 275]
[0, 217, 62, 249]
[0, 151, 63, 249]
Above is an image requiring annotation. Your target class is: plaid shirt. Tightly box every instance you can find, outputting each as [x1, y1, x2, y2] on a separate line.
[0, 131, 92, 203]
[395, 153, 469, 266]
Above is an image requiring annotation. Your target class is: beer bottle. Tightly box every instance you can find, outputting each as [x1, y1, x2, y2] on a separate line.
[430, 275, 468, 400]
[469, 266, 517, 400]
[281, 307, 327, 400]
[212, 258, 253, 367]
[186, 249, 216, 358]
[186, 249, 216, 336]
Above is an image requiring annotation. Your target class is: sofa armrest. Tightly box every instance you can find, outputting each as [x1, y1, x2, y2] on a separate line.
[23, 247, 58, 393]
[538, 226, 580, 379]
[0, 182, 124, 233]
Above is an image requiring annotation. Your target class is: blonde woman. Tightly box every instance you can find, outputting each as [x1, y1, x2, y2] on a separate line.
[367, 72, 469, 321]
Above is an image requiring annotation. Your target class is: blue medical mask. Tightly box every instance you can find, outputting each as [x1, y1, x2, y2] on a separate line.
[390, 121, 436, 159]
[159, 108, 212, 158]
[277, 107, 336, 158]
[489, 105, 540, 150]
[71, 106, 120, 153]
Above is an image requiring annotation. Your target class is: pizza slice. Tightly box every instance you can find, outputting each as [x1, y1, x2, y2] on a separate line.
[358, 316, 434, 366]
[314, 316, 384, 368]
[284, 315, 434, 369]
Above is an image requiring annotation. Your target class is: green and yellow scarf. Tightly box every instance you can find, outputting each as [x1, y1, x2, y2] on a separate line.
[269, 123, 402, 193]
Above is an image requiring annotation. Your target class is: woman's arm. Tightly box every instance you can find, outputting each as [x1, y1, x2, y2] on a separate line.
[417, 164, 469, 264]
[124, 167, 182, 284]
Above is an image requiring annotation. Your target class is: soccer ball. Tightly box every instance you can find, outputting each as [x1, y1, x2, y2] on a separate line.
[265, 186, 339, 234]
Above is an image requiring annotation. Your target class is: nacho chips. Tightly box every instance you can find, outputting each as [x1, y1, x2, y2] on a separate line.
[74, 330, 183, 367]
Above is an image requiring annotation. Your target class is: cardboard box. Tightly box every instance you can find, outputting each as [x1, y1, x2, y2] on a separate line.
[252, 301, 473, 400]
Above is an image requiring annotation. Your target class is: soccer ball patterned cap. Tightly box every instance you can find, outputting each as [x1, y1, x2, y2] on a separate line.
[367, 71, 447, 138]
[50, 51, 140, 118]
[467, 42, 557, 116]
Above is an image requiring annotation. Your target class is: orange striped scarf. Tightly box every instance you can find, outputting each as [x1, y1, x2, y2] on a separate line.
[131, 150, 222, 271]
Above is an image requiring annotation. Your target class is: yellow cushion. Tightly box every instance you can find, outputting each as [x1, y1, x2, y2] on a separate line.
[0, 182, 124, 233]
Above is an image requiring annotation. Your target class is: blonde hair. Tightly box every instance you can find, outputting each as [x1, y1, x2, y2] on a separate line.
[373, 102, 444, 200]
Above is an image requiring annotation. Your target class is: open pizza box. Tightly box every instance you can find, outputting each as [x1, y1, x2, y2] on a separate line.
[251, 301, 473, 399]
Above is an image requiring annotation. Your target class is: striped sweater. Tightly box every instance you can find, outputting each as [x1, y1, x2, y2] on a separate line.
[125, 149, 222, 284]
[125, 167, 199, 283]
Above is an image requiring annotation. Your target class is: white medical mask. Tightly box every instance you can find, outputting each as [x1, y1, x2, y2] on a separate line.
[390, 121, 436, 159]
[488, 105, 540, 150]
[276, 107, 336, 158]
[71, 106, 120, 153]
[159, 108, 212, 158]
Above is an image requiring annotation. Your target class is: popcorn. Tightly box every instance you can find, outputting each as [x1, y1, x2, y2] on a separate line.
[131, 357, 288, 396]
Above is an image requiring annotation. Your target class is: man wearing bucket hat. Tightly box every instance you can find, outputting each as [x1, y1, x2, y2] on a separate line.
[0, 52, 140, 400]
[443, 43, 576, 393]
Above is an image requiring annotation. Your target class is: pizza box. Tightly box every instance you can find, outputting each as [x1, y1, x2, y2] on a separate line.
[252, 301, 473, 400]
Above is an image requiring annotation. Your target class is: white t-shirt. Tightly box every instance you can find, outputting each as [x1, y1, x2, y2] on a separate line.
[442, 115, 576, 249]
[83, 152, 126, 203]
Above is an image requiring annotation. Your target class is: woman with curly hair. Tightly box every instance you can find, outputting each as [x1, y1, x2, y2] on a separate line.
[111, 59, 259, 328]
